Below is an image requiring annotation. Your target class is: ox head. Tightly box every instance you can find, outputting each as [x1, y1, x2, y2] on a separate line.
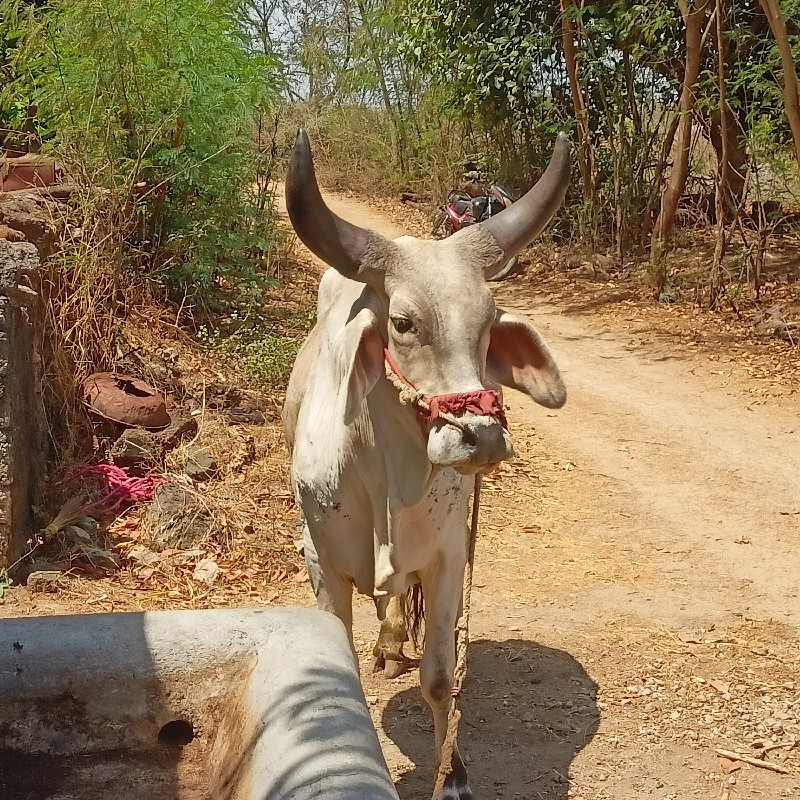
[286, 130, 569, 474]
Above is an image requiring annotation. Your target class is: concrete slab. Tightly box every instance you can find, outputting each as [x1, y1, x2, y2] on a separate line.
[0, 607, 399, 800]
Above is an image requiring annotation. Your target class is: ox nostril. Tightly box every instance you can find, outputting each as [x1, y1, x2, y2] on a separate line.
[474, 422, 511, 461]
[458, 425, 478, 447]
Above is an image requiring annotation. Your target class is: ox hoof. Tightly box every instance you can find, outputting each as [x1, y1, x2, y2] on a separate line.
[371, 653, 408, 679]
[441, 752, 473, 800]
[442, 789, 473, 800]
[442, 775, 473, 800]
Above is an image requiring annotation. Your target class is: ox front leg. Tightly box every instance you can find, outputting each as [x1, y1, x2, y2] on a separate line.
[303, 522, 354, 645]
[420, 561, 473, 800]
[372, 593, 409, 678]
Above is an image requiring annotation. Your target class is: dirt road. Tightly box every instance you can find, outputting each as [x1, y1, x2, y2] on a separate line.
[285, 189, 800, 800]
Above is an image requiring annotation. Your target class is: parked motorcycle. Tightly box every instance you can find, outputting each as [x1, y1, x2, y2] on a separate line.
[431, 182, 519, 281]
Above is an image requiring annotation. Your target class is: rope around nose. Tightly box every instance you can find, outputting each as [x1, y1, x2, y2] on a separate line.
[383, 354, 477, 442]
[382, 350, 506, 444]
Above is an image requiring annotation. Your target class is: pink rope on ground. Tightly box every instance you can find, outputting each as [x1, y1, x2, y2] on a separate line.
[64, 463, 166, 517]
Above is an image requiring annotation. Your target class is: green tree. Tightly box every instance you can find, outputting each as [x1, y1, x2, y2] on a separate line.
[4, 0, 280, 301]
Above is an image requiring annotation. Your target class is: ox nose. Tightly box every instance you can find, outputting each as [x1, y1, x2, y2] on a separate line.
[426, 417, 514, 472]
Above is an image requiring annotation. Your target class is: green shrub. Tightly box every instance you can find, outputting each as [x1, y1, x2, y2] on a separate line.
[5, 0, 281, 304]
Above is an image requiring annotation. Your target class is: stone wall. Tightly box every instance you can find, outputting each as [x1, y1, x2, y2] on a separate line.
[0, 239, 44, 571]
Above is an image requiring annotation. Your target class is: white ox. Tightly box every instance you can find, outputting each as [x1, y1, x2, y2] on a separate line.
[283, 130, 570, 799]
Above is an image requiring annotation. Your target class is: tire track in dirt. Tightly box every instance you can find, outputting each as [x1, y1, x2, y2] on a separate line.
[279, 185, 800, 800]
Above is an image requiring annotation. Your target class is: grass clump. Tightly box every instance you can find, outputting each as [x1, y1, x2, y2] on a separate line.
[198, 307, 312, 392]
[238, 336, 303, 391]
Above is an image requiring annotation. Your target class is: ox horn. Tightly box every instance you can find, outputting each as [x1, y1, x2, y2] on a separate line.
[481, 133, 571, 272]
[285, 129, 382, 280]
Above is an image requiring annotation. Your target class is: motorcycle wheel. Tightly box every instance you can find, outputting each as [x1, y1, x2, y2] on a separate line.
[431, 210, 449, 238]
[487, 254, 519, 282]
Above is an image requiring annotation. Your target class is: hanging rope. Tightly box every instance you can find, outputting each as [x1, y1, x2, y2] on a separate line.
[431, 474, 481, 800]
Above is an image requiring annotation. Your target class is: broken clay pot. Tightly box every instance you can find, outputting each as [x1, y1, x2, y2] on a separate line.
[82, 372, 171, 430]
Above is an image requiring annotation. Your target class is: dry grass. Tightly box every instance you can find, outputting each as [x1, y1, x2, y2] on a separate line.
[3, 238, 318, 614]
[37, 190, 164, 469]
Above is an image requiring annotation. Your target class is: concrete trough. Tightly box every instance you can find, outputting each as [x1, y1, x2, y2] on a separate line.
[0, 608, 399, 800]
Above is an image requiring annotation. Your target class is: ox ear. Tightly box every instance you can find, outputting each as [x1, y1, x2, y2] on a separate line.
[486, 309, 566, 409]
[342, 309, 385, 425]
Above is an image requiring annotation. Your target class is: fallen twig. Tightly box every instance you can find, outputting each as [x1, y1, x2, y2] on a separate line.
[757, 739, 798, 755]
[714, 748, 791, 774]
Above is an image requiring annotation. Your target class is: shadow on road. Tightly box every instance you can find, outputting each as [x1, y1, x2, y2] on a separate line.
[382, 638, 599, 800]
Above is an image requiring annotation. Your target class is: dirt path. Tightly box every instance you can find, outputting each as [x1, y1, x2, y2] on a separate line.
[282, 188, 800, 800]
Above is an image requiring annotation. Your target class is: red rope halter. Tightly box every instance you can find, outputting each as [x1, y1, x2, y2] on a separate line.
[383, 348, 507, 437]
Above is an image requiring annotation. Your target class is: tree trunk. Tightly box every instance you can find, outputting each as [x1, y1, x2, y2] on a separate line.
[651, 0, 711, 251]
[355, 0, 405, 173]
[641, 111, 681, 246]
[759, 0, 800, 166]
[622, 45, 643, 135]
[560, 0, 596, 204]
[708, 108, 747, 214]
[710, 0, 729, 308]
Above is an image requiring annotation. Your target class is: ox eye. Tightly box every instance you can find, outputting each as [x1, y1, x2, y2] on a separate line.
[391, 316, 415, 335]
